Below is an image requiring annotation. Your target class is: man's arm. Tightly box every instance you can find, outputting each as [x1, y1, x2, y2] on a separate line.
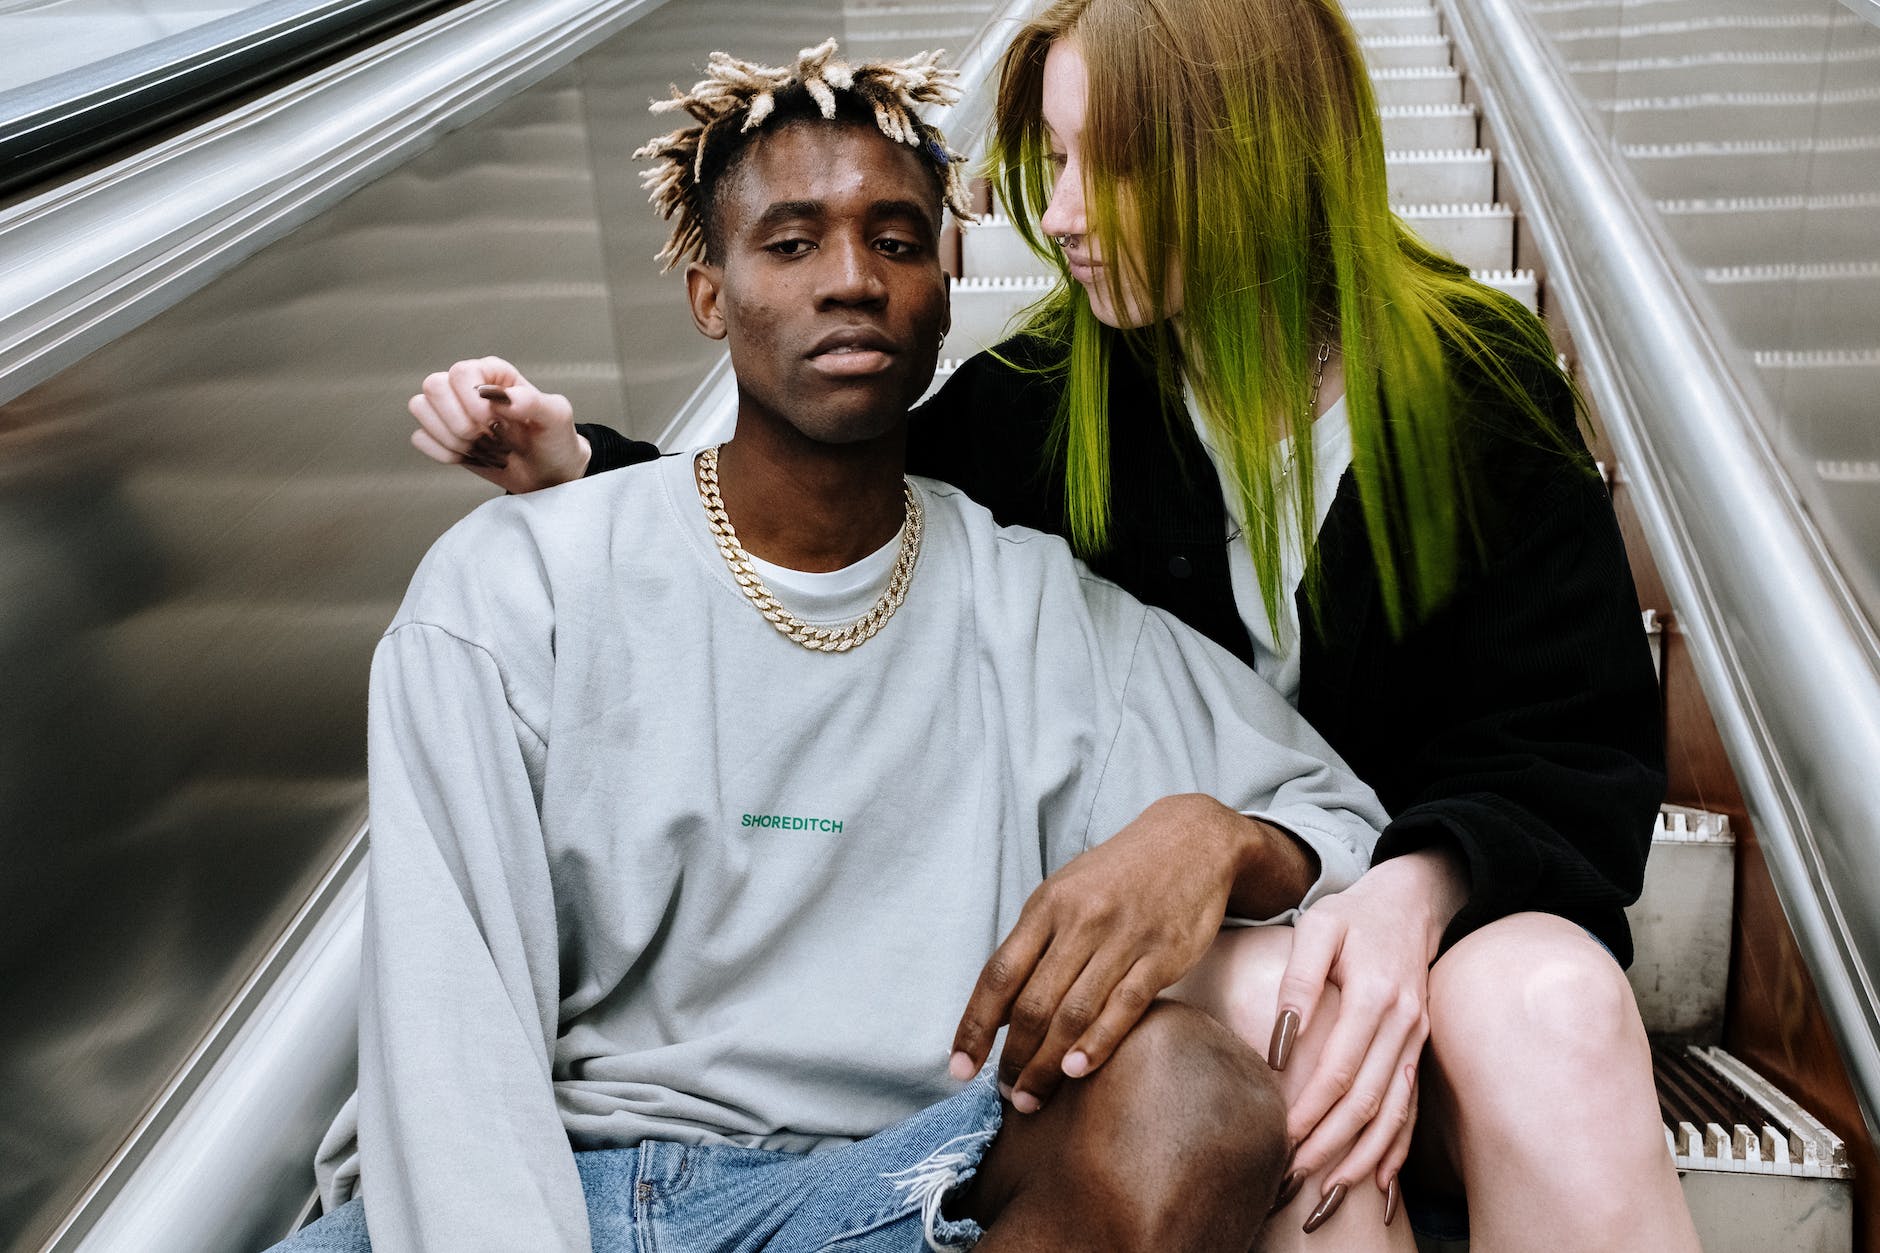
[951, 602, 1387, 1109]
[358, 622, 589, 1253]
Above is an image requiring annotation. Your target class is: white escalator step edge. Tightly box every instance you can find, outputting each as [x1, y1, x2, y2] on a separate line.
[1675, 1048, 1851, 1179]
[1655, 803, 1733, 844]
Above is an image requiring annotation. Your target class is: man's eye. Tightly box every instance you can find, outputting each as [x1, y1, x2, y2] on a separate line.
[876, 237, 921, 256]
[767, 239, 815, 256]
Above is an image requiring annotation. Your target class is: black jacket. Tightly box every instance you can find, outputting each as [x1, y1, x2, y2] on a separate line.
[579, 336, 1665, 964]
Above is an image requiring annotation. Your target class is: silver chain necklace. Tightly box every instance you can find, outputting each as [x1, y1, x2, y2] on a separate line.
[1279, 342, 1334, 481]
[694, 445, 923, 653]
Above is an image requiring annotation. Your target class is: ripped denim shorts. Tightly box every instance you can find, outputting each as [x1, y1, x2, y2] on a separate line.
[275, 1071, 1004, 1253]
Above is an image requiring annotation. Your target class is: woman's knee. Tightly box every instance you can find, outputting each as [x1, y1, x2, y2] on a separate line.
[1164, 925, 1295, 1052]
[1427, 913, 1649, 1088]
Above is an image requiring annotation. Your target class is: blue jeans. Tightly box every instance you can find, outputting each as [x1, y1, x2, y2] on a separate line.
[270, 1072, 1003, 1252]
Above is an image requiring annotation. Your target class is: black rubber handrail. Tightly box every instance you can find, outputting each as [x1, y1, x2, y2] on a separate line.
[0, 0, 464, 197]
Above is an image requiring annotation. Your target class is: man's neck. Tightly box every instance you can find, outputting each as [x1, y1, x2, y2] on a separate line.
[712, 422, 909, 573]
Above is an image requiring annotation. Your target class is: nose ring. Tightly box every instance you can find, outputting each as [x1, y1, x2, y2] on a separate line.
[1054, 233, 1074, 248]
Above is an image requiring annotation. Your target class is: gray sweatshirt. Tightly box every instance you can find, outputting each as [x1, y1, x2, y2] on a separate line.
[318, 451, 1386, 1252]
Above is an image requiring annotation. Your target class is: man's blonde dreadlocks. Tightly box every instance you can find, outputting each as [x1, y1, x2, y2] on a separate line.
[635, 38, 975, 270]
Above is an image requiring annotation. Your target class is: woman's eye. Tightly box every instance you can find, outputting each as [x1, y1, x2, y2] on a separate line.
[1046, 151, 1069, 171]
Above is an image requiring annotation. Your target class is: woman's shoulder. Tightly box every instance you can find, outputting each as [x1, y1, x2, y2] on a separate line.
[1436, 295, 1589, 471]
[907, 336, 1066, 492]
[920, 335, 1064, 412]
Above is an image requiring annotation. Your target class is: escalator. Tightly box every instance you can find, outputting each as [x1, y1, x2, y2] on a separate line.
[0, 0, 1875, 1249]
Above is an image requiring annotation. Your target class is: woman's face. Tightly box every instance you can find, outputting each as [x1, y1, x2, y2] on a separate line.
[1036, 39, 1183, 328]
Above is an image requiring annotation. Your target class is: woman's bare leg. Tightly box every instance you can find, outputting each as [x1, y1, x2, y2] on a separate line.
[1167, 927, 1415, 1253]
[1420, 912, 1700, 1253]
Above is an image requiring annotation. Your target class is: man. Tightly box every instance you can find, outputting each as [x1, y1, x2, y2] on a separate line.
[276, 44, 1385, 1253]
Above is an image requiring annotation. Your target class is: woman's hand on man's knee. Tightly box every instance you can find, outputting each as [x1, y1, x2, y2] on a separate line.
[1271, 847, 1468, 1201]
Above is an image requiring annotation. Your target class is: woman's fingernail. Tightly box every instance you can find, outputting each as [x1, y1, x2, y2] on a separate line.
[1269, 1171, 1305, 1215]
[1062, 1050, 1089, 1077]
[1383, 1177, 1400, 1228]
[1268, 1008, 1300, 1072]
[476, 384, 510, 403]
[1011, 1090, 1041, 1114]
[1303, 1182, 1347, 1234]
[949, 1052, 975, 1081]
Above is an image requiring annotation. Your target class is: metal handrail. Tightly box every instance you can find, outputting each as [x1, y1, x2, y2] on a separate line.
[1839, 0, 1880, 30]
[1443, 0, 1880, 1143]
[0, 0, 676, 411]
[0, 0, 464, 196]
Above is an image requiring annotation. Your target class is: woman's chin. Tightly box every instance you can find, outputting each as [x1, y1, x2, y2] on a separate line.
[1077, 280, 1177, 331]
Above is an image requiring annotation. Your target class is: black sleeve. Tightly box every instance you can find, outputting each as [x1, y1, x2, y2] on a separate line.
[905, 339, 1067, 532]
[577, 423, 662, 476]
[1355, 377, 1665, 966]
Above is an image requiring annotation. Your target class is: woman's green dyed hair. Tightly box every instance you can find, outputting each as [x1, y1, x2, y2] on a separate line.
[991, 0, 1579, 633]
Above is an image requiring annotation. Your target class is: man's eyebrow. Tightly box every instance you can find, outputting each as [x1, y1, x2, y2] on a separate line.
[871, 199, 938, 231]
[749, 197, 936, 233]
[752, 199, 826, 231]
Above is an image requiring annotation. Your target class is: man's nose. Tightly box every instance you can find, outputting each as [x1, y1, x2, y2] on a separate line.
[817, 235, 887, 304]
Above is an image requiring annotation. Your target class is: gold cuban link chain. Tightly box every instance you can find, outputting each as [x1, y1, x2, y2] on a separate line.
[694, 444, 923, 653]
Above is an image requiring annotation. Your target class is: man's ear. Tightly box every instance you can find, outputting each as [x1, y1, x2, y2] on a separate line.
[685, 260, 728, 341]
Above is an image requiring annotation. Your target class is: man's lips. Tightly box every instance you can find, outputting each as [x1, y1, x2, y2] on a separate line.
[805, 326, 900, 377]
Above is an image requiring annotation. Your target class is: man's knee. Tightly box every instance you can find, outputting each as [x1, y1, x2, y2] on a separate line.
[1069, 1001, 1288, 1245]
[1428, 913, 1648, 1094]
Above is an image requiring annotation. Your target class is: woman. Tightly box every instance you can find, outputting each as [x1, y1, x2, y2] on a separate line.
[406, 2, 1698, 1247]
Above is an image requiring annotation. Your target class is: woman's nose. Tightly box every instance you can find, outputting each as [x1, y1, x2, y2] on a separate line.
[1039, 163, 1086, 242]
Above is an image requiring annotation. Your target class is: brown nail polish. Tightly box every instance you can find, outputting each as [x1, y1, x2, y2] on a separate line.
[1302, 1182, 1347, 1234]
[1268, 1008, 1300, 1072]
[1269, 1171, 1304, 1215]
[477, 384, 510, 403]
[1383, 1177, 1399, 1228]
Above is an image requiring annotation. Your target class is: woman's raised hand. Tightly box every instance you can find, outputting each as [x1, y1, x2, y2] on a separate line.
[408, 357, 589, 494]
[1272, 847, 1468, 1217]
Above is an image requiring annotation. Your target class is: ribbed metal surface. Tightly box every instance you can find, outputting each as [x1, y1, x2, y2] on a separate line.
[1535, 0, 1880, 629]
[1657, 1046, 1850, 1178]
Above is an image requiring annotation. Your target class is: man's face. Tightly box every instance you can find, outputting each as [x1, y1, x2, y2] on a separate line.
[686, 123, 951, 445]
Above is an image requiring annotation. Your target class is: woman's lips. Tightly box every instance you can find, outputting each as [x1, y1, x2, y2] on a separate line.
[1067, 257, 1104, 284]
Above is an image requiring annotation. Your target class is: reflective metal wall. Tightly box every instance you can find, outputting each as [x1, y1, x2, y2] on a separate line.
[1, 0, 268, 93]
[0, 0, 840, 1246]
[1530, 0, 1880, 628]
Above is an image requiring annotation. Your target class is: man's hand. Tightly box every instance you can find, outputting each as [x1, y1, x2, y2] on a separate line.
[949, 794, 1312, 1114]
[1270, 846, 1468, 1202]
[408, 357, 589, 493]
